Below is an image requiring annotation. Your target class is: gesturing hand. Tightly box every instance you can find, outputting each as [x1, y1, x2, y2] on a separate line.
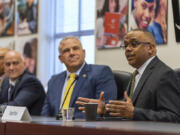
[76, 91, 106, 115]
[106, 91, 134, 119]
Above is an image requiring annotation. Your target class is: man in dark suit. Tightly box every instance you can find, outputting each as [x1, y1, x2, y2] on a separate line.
[79, 29, 180, 122]
[41, 36, 117, 118]
[0, 50, 45, 115]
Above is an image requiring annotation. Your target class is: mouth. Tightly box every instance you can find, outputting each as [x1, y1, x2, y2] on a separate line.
[139, 19, 149, 29]
[126, 54, 135, 61]
[69, 56, 79, 63]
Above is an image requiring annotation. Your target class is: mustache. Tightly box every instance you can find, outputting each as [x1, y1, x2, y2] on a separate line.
[126, 53, 134, 56]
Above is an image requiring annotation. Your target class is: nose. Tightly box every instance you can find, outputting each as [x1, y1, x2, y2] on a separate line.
[9, 63, 14, 70]
[144, 8, 151, 19]
[125, 45, 133, 51]
[69, 49, 75, 55]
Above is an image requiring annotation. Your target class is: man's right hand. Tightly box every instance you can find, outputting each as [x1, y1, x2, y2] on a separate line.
[76, 91, 105, 115]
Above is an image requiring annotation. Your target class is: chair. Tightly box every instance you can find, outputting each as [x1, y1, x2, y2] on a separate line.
[174, 68, 180, 78]
[112, 70, 131, 100]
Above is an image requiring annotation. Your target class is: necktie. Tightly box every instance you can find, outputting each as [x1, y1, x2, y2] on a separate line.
[62, 73, 76, 109]
[8, 84, 14, 101]
[129, 70, 138, 98]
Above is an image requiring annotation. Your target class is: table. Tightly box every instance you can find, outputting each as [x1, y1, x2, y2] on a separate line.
[4, 116, 180, 135]
[0, 121, 5, 135]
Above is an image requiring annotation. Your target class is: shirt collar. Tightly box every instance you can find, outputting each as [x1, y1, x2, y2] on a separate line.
[9, 79, 18, 86]
[66, 62, 86, 78]
[137, 56, 155, 76]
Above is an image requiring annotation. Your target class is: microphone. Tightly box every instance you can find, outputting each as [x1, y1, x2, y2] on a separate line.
[56, 75, 79, 120]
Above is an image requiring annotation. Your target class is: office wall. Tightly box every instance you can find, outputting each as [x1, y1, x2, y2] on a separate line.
[0, 0, 40, 75]
[0, 0, 179, 86]
[95, 0, 180, 72]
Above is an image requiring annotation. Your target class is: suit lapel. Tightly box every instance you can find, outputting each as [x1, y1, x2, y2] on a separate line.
[10, 73, 25, 100]
[56, 72, 66, 112]
[69, 64, 89, 106]
[2, 79, 9, 101]
[132, 68, 152, 103]
[132, 57, 159, 103]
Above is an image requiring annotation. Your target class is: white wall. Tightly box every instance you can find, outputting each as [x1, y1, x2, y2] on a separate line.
[95, 1, 180, 72]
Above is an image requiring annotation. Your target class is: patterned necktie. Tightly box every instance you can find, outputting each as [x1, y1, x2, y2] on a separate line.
[129, 70, 138, 98]
[62, 73, 76, 109]
[8, 84, 14, 101]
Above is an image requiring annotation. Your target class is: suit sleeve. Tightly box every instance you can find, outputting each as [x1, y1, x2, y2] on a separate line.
[41, 77, 53, 116]
[95, 66, 117, 103]
[4, 78, 44, 108]
[133, 70, 180, 122]
[41, 94, 50, 116]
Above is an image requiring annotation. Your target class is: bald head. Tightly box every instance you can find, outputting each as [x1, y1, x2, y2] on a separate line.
[0, 48, 10, 76]
[4, 50, 23, 61]
[4, 50, 25, 81]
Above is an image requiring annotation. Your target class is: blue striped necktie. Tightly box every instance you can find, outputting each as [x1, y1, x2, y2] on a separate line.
[8, 84, 14, 101]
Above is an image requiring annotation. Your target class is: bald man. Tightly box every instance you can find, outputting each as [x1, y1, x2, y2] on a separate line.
[0, 50, 45, 115]
[0, 48, 9, 88]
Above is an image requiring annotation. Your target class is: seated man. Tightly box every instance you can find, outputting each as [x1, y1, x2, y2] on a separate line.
[77, 29, 180, 122]
[0, 50, 45, 115]
[41, 36, 117, 118]
[0, 48, 9, 89]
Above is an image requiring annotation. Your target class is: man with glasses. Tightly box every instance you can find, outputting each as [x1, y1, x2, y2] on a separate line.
[77, 29, 180, 122]
[0, 50, 45, 115]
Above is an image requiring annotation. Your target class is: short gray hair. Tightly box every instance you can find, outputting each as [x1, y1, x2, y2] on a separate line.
[58, 36, 82, 55]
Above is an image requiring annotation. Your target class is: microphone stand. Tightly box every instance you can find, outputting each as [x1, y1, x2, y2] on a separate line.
[56, 76, 78, 120]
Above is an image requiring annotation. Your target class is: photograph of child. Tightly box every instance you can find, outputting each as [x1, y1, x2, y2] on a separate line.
[0, 0, 14, 37]
[96, 0, 128, 49]
[130, 0, 167, 45]
[17, 0, 38, 35]
[16, 37, 38, 75]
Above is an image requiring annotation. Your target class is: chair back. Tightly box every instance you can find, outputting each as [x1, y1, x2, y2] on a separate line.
[174, 68, 180, 78]
[112, 70, 131, 100]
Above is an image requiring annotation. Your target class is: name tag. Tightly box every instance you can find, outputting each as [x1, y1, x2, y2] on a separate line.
[2, 106, 32, 122]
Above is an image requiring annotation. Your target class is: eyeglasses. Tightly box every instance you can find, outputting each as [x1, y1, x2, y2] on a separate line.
[4, 61, 19, 67]
[122, 40, 151, 49]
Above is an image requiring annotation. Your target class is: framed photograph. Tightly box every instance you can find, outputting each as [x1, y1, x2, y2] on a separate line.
[17, 0, 38, 35]
[0, 0, 15, 37]
[96, 0, 128, 49]
[129, 0, 167, 45]
[172, 0, 180, 42]
[15, 37, 38, 76]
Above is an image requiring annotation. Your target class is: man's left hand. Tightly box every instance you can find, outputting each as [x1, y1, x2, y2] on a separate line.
[106, 91, 134, 119]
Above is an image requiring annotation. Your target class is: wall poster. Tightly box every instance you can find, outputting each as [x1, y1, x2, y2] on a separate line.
[96, 0, 128, 49]
[129, 0, 167, 45]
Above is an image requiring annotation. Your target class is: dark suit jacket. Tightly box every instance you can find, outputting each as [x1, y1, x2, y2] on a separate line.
[128, 57, 180, 122]
[41, 63, 117, 118]
[0, 71, 46, 115]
